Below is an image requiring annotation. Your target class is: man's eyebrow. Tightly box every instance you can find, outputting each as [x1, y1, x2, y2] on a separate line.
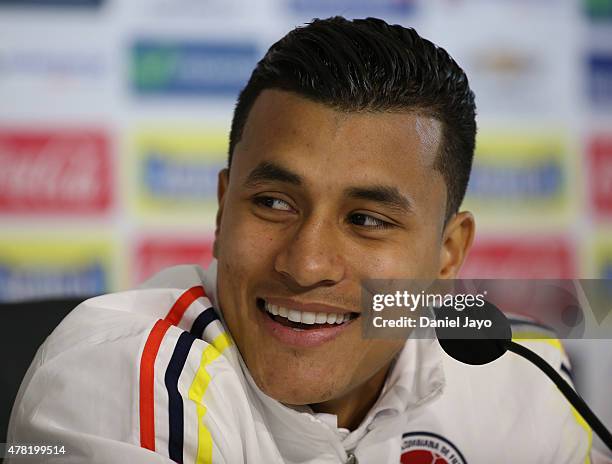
[345, 185, 415, 214]
[243, 161, 303, 188]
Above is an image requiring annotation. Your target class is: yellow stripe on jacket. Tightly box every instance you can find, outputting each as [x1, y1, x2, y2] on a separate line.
[188, 332, 233, 464]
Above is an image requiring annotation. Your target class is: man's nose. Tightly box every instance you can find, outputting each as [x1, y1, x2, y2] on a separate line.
[274, 217, 346, 289]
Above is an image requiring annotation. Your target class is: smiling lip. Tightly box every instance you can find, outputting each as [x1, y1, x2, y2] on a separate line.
[257, 297, 359, 348]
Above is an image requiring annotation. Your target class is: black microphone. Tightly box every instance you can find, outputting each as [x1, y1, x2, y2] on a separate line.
[433, 300, 612, 452]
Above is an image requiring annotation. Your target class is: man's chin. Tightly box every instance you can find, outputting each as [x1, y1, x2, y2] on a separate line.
[267, 390, 337, 407]
[254, 373, 341, 406]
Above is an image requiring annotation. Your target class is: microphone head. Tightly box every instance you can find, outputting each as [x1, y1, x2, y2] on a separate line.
[434, 300, 512, 365]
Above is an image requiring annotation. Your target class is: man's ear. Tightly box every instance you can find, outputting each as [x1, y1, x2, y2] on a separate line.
[438, 211, 475, 278]
[213, 169, 230, 259]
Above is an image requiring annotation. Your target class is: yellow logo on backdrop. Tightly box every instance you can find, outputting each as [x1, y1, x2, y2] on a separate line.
[463, 132, 575, 227]
[130, 128, 228, 223]
[593, 236, 612, 279]
[0, 237, 116, 302]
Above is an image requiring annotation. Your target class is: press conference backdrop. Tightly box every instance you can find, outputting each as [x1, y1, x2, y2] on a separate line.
[0, 0, 611, 453]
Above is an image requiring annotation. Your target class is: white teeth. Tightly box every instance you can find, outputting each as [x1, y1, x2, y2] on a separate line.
[264, 301, 352, 325]
[301, 311, 317, 324]
[288, 309, 302, 323]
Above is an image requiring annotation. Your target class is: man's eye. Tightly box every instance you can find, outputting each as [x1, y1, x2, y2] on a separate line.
[253, 196, 293, 211]
[349, 213, 392, 229]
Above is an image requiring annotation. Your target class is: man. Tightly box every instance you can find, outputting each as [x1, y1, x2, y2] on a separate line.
[8, 17, 591, 463]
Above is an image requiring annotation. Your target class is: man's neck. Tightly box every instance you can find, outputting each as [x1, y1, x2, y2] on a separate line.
[310, 361, 393, 430]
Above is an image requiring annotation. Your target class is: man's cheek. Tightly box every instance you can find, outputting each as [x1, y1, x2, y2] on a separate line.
[233, 222, 282, 263]
[218, 234, 268, 292]
[359, 252, 414, 278]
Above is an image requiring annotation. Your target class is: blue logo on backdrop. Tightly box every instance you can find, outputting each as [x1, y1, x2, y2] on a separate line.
[467, 159, 563, 200]
[0, 0, 103, 6]
[288, 0, 416, 17]
[143, 153, 221, 199]
[588, 53, 612, 106]
[0, 51, 104, 78]
[0, 263, 106, 302]
[131, 41, 258, 97]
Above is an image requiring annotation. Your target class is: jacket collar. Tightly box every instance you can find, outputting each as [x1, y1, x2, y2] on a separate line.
[202, 260, 446, 435]
[143, 262, 446, 460]
[142, 260, 446, 426]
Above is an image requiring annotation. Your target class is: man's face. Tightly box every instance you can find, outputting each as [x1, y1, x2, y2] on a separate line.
[214, 89, 472, 405]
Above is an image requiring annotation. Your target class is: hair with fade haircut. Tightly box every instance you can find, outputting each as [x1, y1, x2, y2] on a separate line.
[228, 16, 477, 220]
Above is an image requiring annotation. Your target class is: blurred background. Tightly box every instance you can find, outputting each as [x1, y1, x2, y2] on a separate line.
[1, 0, 611, 298]
[0, 0, 611, 455]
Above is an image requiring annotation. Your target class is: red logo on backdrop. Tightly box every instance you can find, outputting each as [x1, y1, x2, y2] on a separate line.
[0, 130, 112, 214]
[135, 237, 214, 284]
[588, 135, 612, 218]
[460, 238, 576, 279]
[400, 432, 467, 464]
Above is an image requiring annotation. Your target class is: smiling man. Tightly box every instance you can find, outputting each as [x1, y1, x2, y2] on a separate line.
[7, 17, 591, 464]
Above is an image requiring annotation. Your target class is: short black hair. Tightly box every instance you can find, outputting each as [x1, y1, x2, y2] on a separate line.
[229, 16, 476, 219]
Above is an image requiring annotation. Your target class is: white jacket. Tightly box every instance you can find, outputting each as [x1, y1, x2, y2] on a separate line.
[7, 263, 592, 463]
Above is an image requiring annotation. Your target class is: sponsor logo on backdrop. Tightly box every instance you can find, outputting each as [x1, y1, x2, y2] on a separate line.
[463, 134, 569, 219]
[460, 237, 576, 278]
[0, 239, 112, 302]
[585, 0, 612, 21]
[144, 154, 218, 198]
[593, 238, 612, 279]
[0, 49, 106, 81]
[134, 237, 214, 284]
[0, 130, 112, 214]
[431, 13, 569, 116]
[400, 432, 467, 464]
[442, 0, 557, 3]
[471, 48, 535, 77]
[588, 52, 612, 106]
[588, 135, 612, 218]
[287, 0, 416, 16]
[0, 264, 106, 302]
[0, 0, 103, 6]
[131, 41, 258, 97]
[132, 129, 226, 219]
[465, 44, 563, 114]
[127, 0, 247, 17]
